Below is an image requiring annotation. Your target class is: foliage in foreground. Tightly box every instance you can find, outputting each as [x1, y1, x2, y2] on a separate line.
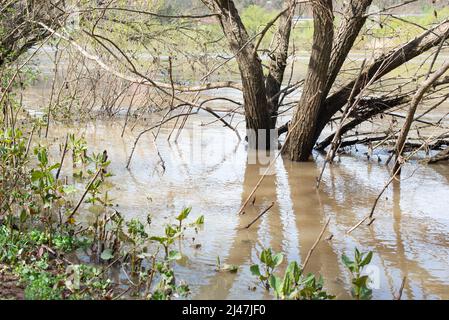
[251, 248, 334, 300]
[0, 119, 204, 299]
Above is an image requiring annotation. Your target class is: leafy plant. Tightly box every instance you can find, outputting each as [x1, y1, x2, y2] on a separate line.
[251, 248, 334, 300]
[342, 248, 374, 300]
[150, 261, 189, 300]
[30, 146, 61, 208]
[250, 248, 283, 289]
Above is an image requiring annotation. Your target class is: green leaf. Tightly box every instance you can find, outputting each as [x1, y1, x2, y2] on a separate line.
[30, 170, 45, 181]
[250, 264, 261, 277]
[150, 236, 167, 244]
[361, 251, 373, 267]
[286, 261, 302, 283]
[355, 248, 361, 263]
[168, 250, 182, 261]
[342, 254, 355, 272]
[260, 248, 271, 265]
[269, 275, 282, 298]
[352, 275, 370, 290]
[195, 215, 204, 225]
[281, 271, 293, 297]
[19, 209, 28, 223]
[100, 249, 114, 261]
[272, 253, 284, 267]
[48, 163, 61, 171]
[176, 207, 192, 222]
[165, 225, 178, 238]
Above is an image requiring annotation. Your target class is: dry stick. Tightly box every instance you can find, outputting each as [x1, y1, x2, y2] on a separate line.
[151, 132, 166, 173]
[121, 82, 141, 138]
[241, 202, 275, 229]
[394, 276, 407, 300]
[316, 60, 366, 188]
[24, 126, 36, 158]
[347, 133, 437, 234]
[302, 218, 331, 272]
[55, 134, 68, 180]
[45, 38, 62, 138]
[393, 59, 449, 175]
[126, 112, 198, 169]
[66, 168, 102, 223]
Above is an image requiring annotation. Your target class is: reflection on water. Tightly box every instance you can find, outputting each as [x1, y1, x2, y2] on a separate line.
[44, 115, 449, 300]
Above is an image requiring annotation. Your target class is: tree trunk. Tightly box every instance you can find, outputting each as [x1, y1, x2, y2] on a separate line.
[201, 0, 295, 149]
[316, 20, 449, 145]
[283, 0, 334, 161]
[201, 0, 272, 148]
[265, 0, 296, 128]
[324, 0, 373, 97]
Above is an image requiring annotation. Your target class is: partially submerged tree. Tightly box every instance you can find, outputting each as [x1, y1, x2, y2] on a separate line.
[190, 0, 449, 161]
[10, 0, 448, 165]
[200, 0, 296, 147]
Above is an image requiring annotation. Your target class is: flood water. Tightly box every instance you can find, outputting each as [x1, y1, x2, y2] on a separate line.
[18, 45, 449, 300]
[40, 115, 449, 300]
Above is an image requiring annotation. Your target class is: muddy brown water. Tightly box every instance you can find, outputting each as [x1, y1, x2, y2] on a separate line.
[39, 115, 449, 300]
[19, 47, 449, 299]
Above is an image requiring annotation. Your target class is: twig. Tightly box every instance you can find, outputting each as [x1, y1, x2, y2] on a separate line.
[394, 276, 407, 300]
[302, 218, 330, 272]
[241, 202, 275, 229]
[66, 168, 102, 222]
[56, 134, 68, 180]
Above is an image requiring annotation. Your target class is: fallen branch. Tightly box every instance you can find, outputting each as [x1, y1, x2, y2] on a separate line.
[428, 147, 449, 163]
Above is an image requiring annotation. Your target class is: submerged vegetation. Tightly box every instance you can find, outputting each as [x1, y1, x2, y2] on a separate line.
[0, 117, 375, 300]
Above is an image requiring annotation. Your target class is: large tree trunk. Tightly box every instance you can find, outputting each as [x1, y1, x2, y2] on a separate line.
[283, 0, 334, 161]
[201, 0, 272, 148]
[265, 0, 296, 128]
[324, 0, 373, 97]
[201, 0, 295, 149]
[282, 18, 449, 161]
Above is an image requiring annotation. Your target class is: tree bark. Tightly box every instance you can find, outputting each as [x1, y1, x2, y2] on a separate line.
[201, 0, 296, 149]
[283, 0, 334, 161]
[265, 0, 296, 128]
[324, 0, 373, 97]
[201, 0, 272, 146]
